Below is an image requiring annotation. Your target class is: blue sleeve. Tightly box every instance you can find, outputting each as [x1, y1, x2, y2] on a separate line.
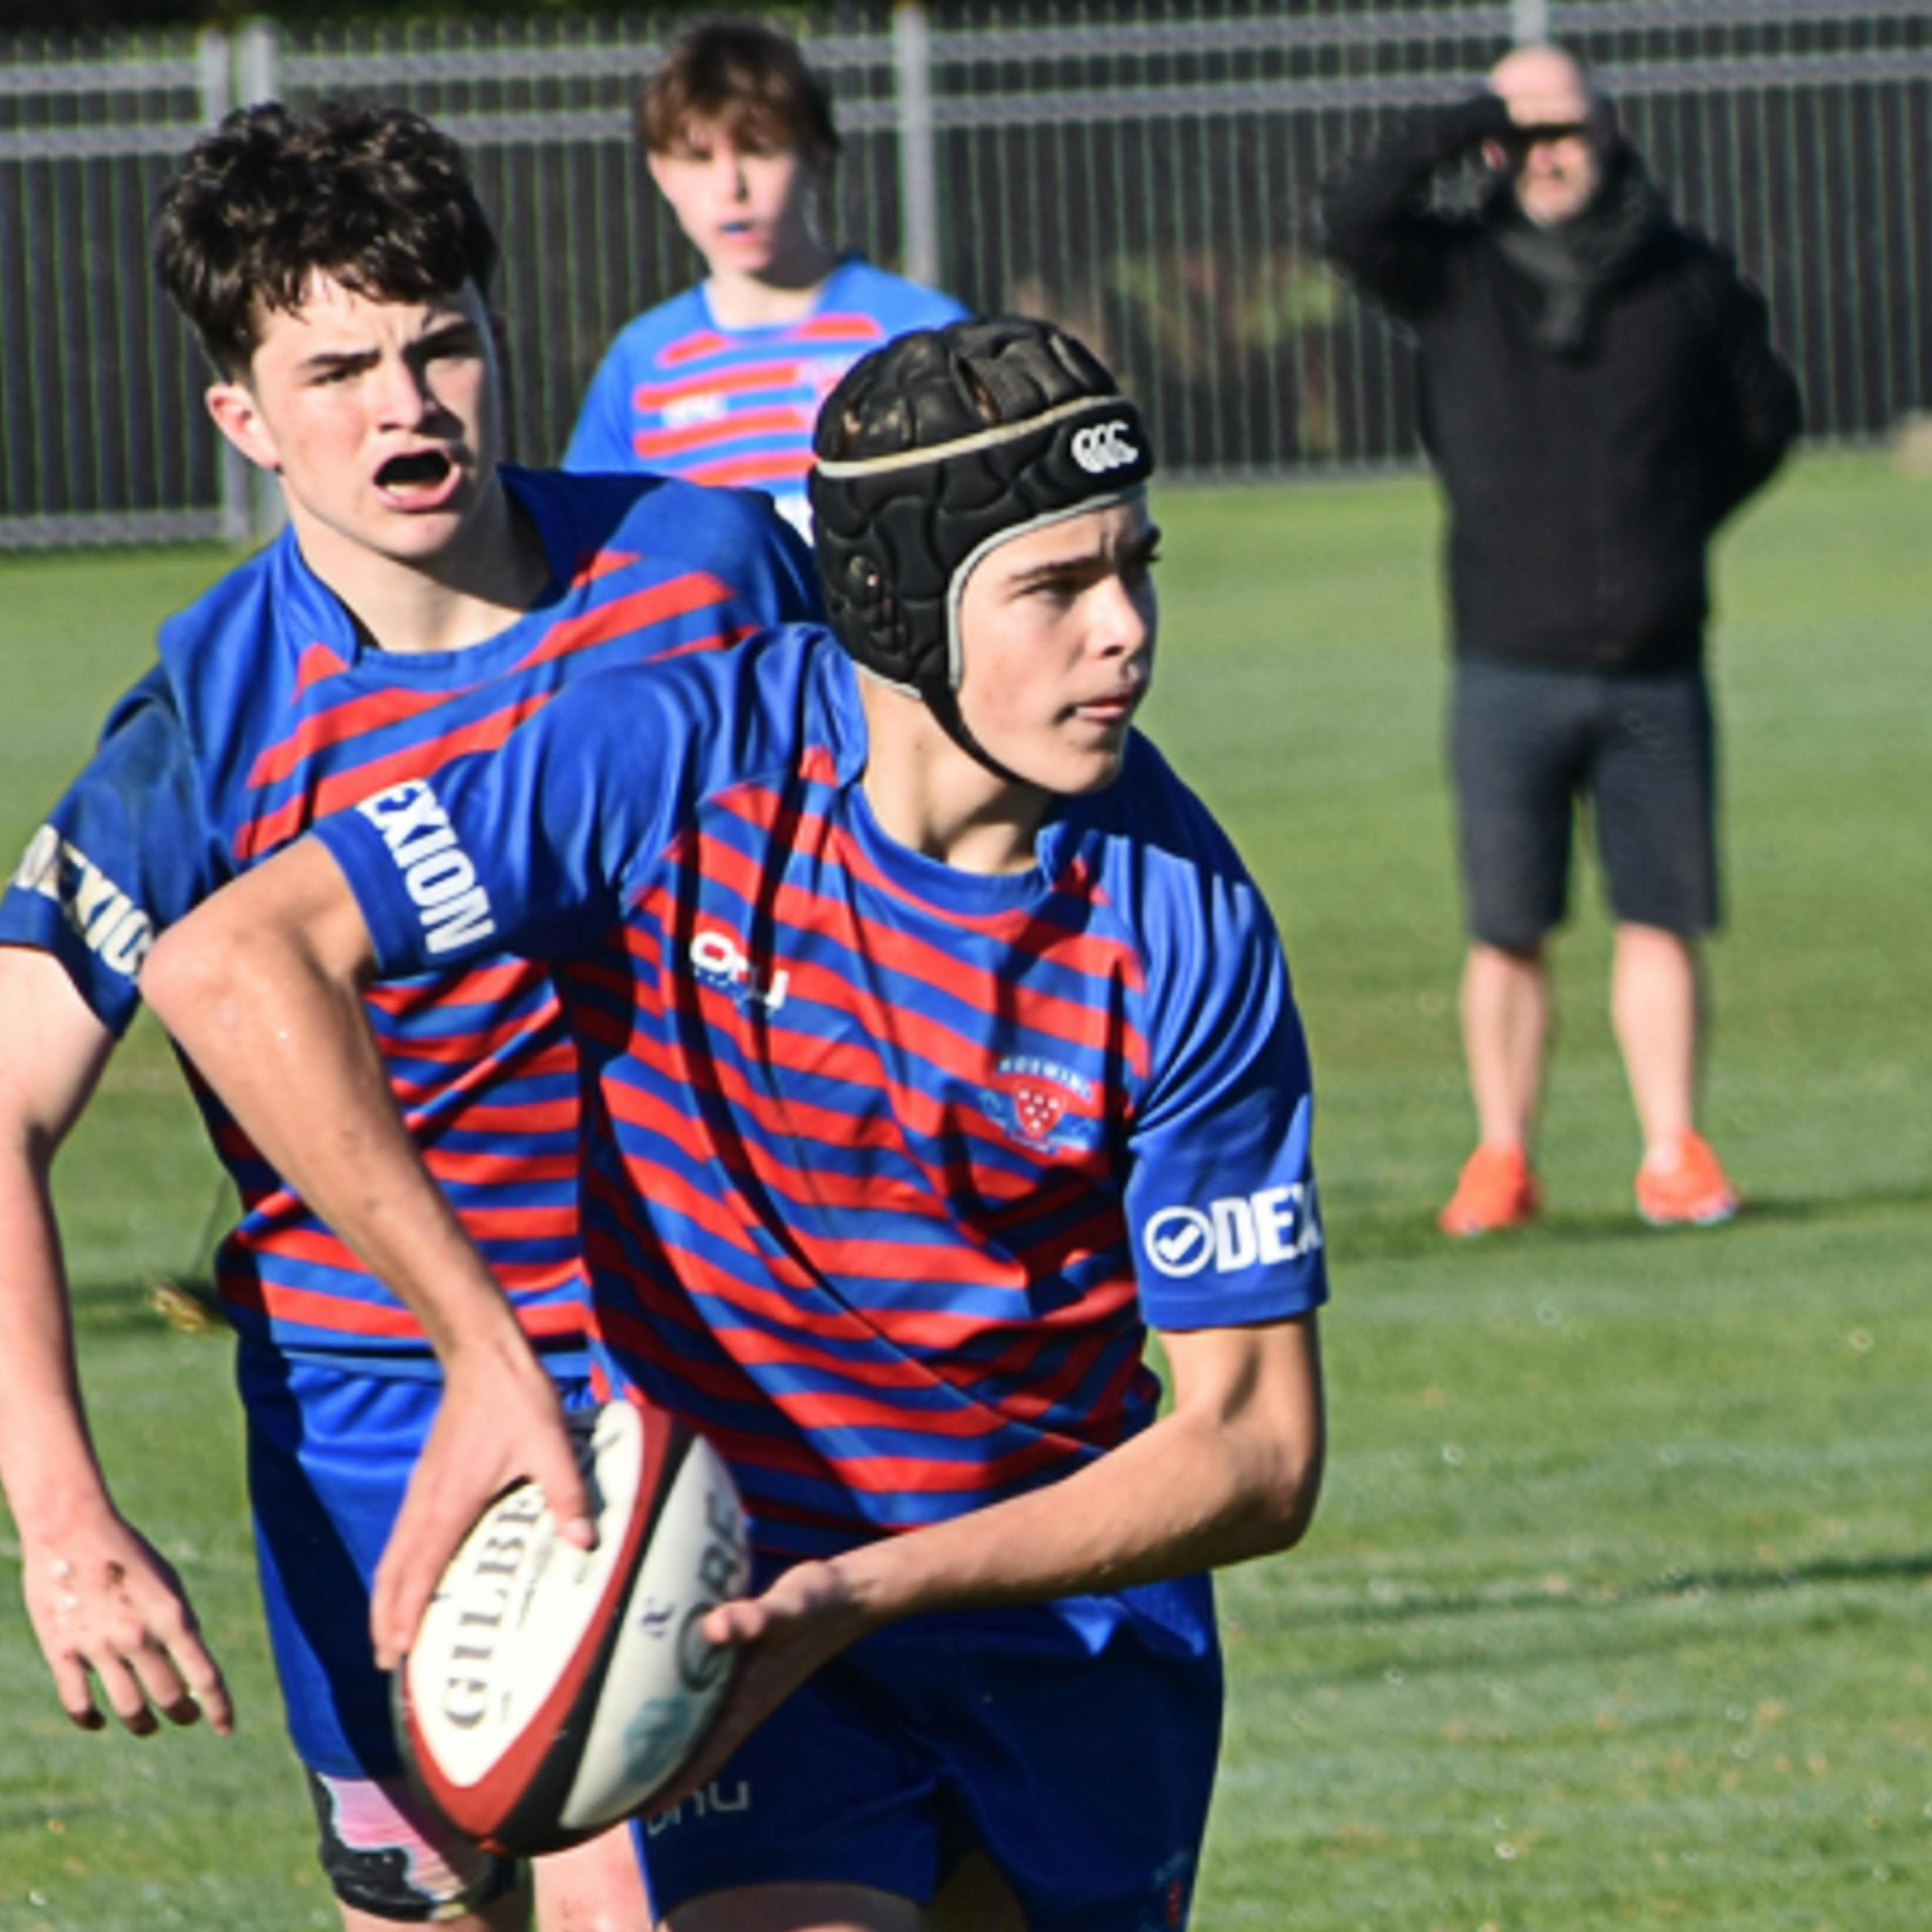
[312, 664, 695, 980]
[562, 337, 639, 473]
[1122, 811, 1327, 1332]
[743, 499, 824, 625]
[0, 669, 221, 1035]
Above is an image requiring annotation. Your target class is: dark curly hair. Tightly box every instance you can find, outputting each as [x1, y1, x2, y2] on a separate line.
[155, 100, 500, 378]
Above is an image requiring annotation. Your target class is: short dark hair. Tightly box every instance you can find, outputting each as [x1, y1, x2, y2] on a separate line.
[638, 18, 841, 172]
[154, 100, 500, 378]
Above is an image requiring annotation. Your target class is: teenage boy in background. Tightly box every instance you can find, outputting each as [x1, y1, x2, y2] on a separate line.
[0, 99, 814, 1932]
[145, 316, 1329, 1932]
[565, 15, 968, 535]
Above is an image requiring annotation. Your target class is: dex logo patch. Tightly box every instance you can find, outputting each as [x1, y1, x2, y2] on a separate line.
[1143, 1185, 1322, 1278]
[1070, 419, 1140, 475]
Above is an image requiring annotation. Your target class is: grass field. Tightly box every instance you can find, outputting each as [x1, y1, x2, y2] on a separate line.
[1, 453, 1926, 1929]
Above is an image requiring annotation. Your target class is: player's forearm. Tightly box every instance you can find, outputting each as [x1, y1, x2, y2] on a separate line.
[139, 861, 520, 1366]
[832, 1317, 1325, 1628]
[0, 959, 120, 1536]
[0, 1148, 116, 1536]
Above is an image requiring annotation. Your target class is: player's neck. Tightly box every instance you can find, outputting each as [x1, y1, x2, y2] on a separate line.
[858, 677, 1051, 875]
[703, 233, 839, 330]
[290, 475, 551, 657]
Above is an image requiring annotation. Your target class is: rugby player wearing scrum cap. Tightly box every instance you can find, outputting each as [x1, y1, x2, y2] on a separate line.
[144, 315, 1330, 1931]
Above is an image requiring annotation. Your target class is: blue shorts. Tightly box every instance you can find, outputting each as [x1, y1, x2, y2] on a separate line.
[239, 1342, 594, 1780]
[636, 1573, 1223, 1931]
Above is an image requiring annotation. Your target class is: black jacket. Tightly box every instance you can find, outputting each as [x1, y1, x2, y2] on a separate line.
[1319, 99, 1802, 675]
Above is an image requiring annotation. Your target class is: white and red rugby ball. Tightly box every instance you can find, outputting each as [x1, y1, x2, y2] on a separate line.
[395, 1397, 749, 1857]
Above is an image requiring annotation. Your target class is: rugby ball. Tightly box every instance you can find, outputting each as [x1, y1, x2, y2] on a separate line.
[395, 1397, 749, 1857]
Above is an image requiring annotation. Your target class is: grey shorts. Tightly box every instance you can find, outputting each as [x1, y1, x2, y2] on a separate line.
[1450, 657, 1719, 951]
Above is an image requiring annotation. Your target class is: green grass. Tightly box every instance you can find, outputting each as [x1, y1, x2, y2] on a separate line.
[2, 455, 1927, 1928]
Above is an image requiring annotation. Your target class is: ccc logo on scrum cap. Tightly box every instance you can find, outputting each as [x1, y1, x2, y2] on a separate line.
[1070, 419, 1140, 475]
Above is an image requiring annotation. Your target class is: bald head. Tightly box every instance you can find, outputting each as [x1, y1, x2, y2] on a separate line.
[1488, 45, 1603, 124]
[1485, 45, 1617, 227]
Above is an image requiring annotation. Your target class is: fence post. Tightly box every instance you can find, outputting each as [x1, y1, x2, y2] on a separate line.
[229, 20, 286, 545]
[196, 28, 258, 549]
[236, 19, 279, 109]
[1512, 0, 1551, 44]
[892, 1, 940, 289]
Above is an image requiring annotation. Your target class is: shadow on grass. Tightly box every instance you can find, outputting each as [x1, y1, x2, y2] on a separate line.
[1278, 1548, 1932, 1633]
[1328, 1178, 1932, 1265]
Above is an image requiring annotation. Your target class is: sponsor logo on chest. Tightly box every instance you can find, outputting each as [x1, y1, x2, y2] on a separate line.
[688, 925, 790, 1016]
[661, 392, 728, 431]
[354, 779, 497, 955]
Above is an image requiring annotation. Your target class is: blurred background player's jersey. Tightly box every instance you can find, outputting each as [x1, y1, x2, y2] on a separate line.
[0, 468, 816, 1370]
[563, 255, 968, 537]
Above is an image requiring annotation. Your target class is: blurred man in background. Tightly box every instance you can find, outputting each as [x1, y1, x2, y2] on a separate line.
[1320, 43, 1800, 1235]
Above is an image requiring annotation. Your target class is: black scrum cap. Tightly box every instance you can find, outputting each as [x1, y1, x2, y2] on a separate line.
[808, 315, 1154, 775]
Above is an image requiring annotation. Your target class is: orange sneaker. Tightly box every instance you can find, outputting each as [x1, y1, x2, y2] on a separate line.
[1635, 1130, 1739, 1227]
[1437, 1143, 1541, 1236]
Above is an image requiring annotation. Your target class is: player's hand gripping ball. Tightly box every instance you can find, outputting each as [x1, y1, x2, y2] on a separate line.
[394, 1398, 749, 1856]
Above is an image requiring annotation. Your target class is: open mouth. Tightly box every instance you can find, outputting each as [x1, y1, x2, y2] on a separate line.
[1075, 693, 1142, 729]
[376, 449, 454, 491]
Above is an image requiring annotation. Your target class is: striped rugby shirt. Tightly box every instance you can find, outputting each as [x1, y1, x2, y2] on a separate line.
[317, 626, 1326, 1555]
[563, 256, 968, 536]
[0, 468, 818, 1367]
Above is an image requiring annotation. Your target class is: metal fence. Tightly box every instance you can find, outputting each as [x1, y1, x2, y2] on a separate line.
[2, 0, 1928, 547]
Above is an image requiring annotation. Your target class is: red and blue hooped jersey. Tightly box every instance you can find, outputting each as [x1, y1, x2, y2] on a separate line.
[317, 626, 1326, 1553]
[0, 468, 818, 1369]
[563, 256, 968, 536]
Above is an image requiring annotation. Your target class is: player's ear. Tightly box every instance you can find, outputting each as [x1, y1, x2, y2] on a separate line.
[1481, 137, 1510, 173]
[205, 380, 281, 472]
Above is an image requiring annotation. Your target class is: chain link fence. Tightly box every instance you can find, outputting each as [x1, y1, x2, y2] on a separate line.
[2, 0, 1927, 546]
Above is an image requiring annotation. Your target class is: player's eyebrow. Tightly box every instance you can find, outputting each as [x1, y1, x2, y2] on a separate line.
[1010, 522, 1162, 589]
[295, 343, 380, 377]
[294, 312, 481, 378]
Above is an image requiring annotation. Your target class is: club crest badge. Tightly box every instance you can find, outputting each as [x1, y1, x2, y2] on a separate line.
[977, 1054, 1101, 1156]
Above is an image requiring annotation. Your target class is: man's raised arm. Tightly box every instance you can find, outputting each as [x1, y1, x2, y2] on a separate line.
[1316, 94, 1513, 316]
[138, 838, 591, 1666]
